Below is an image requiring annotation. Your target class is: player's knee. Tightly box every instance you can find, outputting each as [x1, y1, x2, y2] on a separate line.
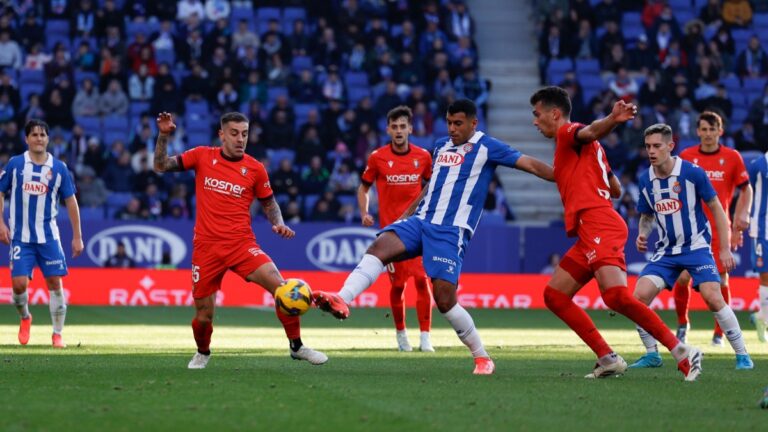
[543, 285, 568, 310]
[700, 285, 726, 310]
[45, 277, 62, 290]
[602, 287, 631, 312]
[390, 285, 405, 298]
[432, 285, 457, 313]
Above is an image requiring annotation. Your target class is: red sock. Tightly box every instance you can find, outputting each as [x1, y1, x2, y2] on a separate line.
[713, 284, 730, 337]
[602, 286, 679, 351]
[415, 276, 432, 332]
[544, 286, 612, 358]
[191, 318, 213, 354]
[390, 284, 406, 331]
[672, 280, 691, 326]
[276, 307, 301, 340]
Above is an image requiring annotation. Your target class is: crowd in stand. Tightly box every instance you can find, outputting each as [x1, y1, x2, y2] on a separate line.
[537, 0, 768, 225]
[0, 0, 508, 224]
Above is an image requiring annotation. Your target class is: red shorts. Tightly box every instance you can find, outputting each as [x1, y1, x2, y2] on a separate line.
[560, 207, 628, 285]
[191, 238, 273, 299]
[386, 257, 427, 286]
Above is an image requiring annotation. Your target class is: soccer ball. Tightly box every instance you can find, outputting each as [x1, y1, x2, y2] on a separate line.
[274, 279, 312, 316]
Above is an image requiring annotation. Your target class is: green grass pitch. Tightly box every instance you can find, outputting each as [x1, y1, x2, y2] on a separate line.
[0, 307, 766, 431]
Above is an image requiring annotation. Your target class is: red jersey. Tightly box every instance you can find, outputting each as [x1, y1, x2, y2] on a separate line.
[680, 144, 749, 226]
[179, 147, 273, 242]
[553, 122, 615, 236]
[360, 143, 432, 227]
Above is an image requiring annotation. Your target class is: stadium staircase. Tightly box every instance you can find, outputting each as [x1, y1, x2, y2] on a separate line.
[469, 0, 562, 224]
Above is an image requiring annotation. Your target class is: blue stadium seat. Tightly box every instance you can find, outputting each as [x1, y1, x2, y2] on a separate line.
[186, 114, 211, 133]
[130, 101, 151, 117]
[103, 131, 128, 146]
[126, 21, 160, 41]
[621, 12, 642, 28]
[669, 0, 695, 11]
[267, 87, 289, 101]
[275, 193, 291, 206]
[390, 24, 403, 38]
[546, 58, 573, 75]
[75, 116, 101, 135]
[344, 71, 369, 88]
[301, 194, 320, 218]
[291, 55, 313, 73]
[722, 75, 742, 92]
[20, 83, 44, 104]
[256, 7, 281, 20]
[480, 213, 506, 226]
[74, 70, 99, 87]
[46, 35, 71, 52]
[742, 150, 765, 166]
[20, 69, 45, 85]
[732, 107, 749, 127]
[744, 77, 767, 92]
[267, 149, 296, 165]
[155, 49, 176, 66]
[410, 135, 434, 150]
[80, 206, 106, 220]
[103, 115, 129, 132]
[45, 20, 69, 36]
[433, 119, 448, 136]
[231, 7, 254, 23]
[575, 59, 600, 74]
[756, 13, 768, 28]
[186, 131, 211, 148]
[106, 192, 134, 212]
[337, 195, 357, 208]
[347, 87, 371, 105]
[185, 100, 209, 116]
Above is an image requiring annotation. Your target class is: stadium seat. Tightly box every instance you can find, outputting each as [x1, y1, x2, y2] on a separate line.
[546, 58, 573, 76]
[744, 77, 767, 93]
[155, 49, 176, 66]
[267, 148, 296, 165]
[103, 131, 128, 146]
[185, 100, 209, 116]
[103, 115, 129, 132]
[742, 150, 765, 166]
[348, 87, 371, 105]
[267, 87, 289, 101]
[337, 195, 357, 208]
[75, 116, 101, 135]
[302, 194, 320, 218]
[410, 135, 434, 150]
[80, 206, 106, 220]
[575, 59, 600, 74]
[344, 71, 369, 88]
[283, 7, 307, 23]
[187, 131, 211, 147]
[45, 20, 69, 37]
[291, 55, 313, 73]
[256, 7, 281, 21]
[433, 119, 448, 136]
[74, 70, 99, 87]
[126, 21, 160, 41]
[130, 101, 151, 117]
[105, 192, 134, 214]
[756, 13, 768, 28]
[19, 83, 44, 104]
[480, 213, 506, 226]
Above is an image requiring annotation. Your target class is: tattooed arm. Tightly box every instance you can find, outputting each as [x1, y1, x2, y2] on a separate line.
[636, 213, 655, 252]
[154, 112, 182, 173]
[260, 195, 295, 239]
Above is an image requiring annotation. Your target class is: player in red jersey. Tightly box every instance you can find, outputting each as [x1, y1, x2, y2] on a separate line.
[530, 86, 702, 380]
[358, 106, 434, 352]
[154, 111, 328, 369]
[673, 111, 752, 346]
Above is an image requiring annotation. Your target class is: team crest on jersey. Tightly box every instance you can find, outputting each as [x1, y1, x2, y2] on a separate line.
[720, 158, 725, 166]
[241, 167, 247, 176]
[655, 198, 682, 215]
[463, 144, 473, 153]
[388, 160, 394, 168]
[413, 159, 419, 168]
[45, 170, 52, 180]
[672, 181, 681, 193]
[212, 158, 218, 166]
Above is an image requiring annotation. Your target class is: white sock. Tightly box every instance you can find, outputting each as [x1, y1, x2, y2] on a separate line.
[759, 285, 768, 322]
[49, 289, 67, 335]
[635, 325, 659, 353]
[713, 305, 747, 355]
[442, 303, 488, 358]
[670, 342, 689, 363]
[12, 291, 30, 319]
[338, 254, 385, 304]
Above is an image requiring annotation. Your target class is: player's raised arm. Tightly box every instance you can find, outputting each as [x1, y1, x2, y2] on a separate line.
[576, 100, 638, 144]
[706, 197, 736, 272]
[154, 112, 182, 173]
[260, 195, 295, 239]
[357, 183, 375, 227]
[64, 195, 83, 258]
[514, 155, 554, 181]
[636, 212, 654, 252]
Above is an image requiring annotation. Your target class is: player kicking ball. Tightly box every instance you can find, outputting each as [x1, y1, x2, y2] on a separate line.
[629, 123, 753, 372]
[0, 119, 84, 348]
[530, 87, 701, 380]
[315, 99, 556, 374]
[358, 106, 434, 352]
[154, 112, 327, 369]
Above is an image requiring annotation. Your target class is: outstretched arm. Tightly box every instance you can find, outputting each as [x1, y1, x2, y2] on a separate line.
[515, 155, 554, 182]
[260, 196, 295, 239]
[575, 100, 637, 144]
[154, 112, 182, 173]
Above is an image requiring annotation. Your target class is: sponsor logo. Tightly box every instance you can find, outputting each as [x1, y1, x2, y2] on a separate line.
[435, 152, 464, 167]
[248, 247, 264, 256]
[586, 249, 597, 263]
[87, 225, 187, 267]
[705, 170, 725, 181]
[695, 264, 718, 274]
[44, 259, 63, 266]
[23, 181, 48, 195]
[306, 227, 378, 272]
[385, 173, 421, 184]
[432, 256, 457, 266]
[597, 188, 610, 199]
[203, 176, 245, 197]
[655, 198, 682, 215]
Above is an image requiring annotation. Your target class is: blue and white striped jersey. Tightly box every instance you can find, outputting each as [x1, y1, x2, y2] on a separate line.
[637, 157, 717, 256]
[749, 152, 768, 240]
[415, 131, 521, 235]
[0, 152, 76, 243]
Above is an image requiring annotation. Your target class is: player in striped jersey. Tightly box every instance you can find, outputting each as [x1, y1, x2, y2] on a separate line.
[631, 123, 753, 371]
[747, 151, 768, 342]
[0, 119, 84, 348]
[315, 99, 555, 374]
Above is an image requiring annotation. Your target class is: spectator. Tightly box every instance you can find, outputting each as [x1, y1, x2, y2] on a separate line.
[669, 99, 700, 141]
[735, 121, 761, 152]
[608, 67, 638, 102]
[627, 34, 659, 72]
[232, 19, 259, 54]
[23, 43, 53, 71]
[697, 84, 733, 118]
[83, 137, 107, 177]
[737, 36, 768, 78]
[99, 79, 129, 115]
[271, 158, 301, 197]
[72, 78, 100, 117]
[723, 0, 753, 28]
[128, 64, 155, 101]
[540, 253, 561, 275]
[177, 0, 205, 21]
[571, 19, 598, 60]
[141, 183, 164, 220]
[0, 122, 25, 157]
[17, 12, 44, 51]
[453, 67, 489, 115]
[288, 19, 311, 57]
[43, 89, 74, 129]
[322, 68, 345, 102]
[310, 191, 342, 222]
[328, 161, 359, 196]
[0, 31, 22, 70]
[19, 93, 46, 125]
[283, 200, 302, 224]
[300, 155, 330, 195]
[77, 166, 108, 208]
[104, 242, 136, 267]
[104, 149, 135, 192]
[594, 0, 621, 26]
[699, 0, 723, 31]
[265, 110, 295, 150]
[204, 0, 230, 21]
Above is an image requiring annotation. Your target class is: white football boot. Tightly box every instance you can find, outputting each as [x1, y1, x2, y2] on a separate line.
[419, 331, 435, 352]
[290, 345, 328, 365]
[396, 330, 413, 352]
[584, 355, 628, 379]
[188, 352, 210, 369]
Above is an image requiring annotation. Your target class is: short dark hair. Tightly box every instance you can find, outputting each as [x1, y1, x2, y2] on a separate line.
[446, 98, 477, 118]
[530, 86, 572, 116]
[24, 119, 49, 137]
[697, 111, 723, 129]
[220, 112, 249, 128]
[387, 105, 413, 124]
[644, 123, 673, 141]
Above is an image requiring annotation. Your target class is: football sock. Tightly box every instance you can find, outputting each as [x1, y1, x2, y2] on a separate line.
[601, 286, 680, 352]
[12, 291, 30, 319]
[442, 303, 488, 358]
[415, 276, 432, 332]
[713, 284, 731, 337]
[759, 285, 768, 322]
[390, 284, 406, 331]
[48, 289, 66, 334]
[544, 286, 612, 358]
[276, 307, 301, 340]
[191, 318, 213, 355]
[289, 338, 303, 352]
[635, 325, 659, 353]
[598, 352, 620, 367]
[339, 254, 385, 304]
[672, 280, 690, 326]
[713, 305, 747, 355]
